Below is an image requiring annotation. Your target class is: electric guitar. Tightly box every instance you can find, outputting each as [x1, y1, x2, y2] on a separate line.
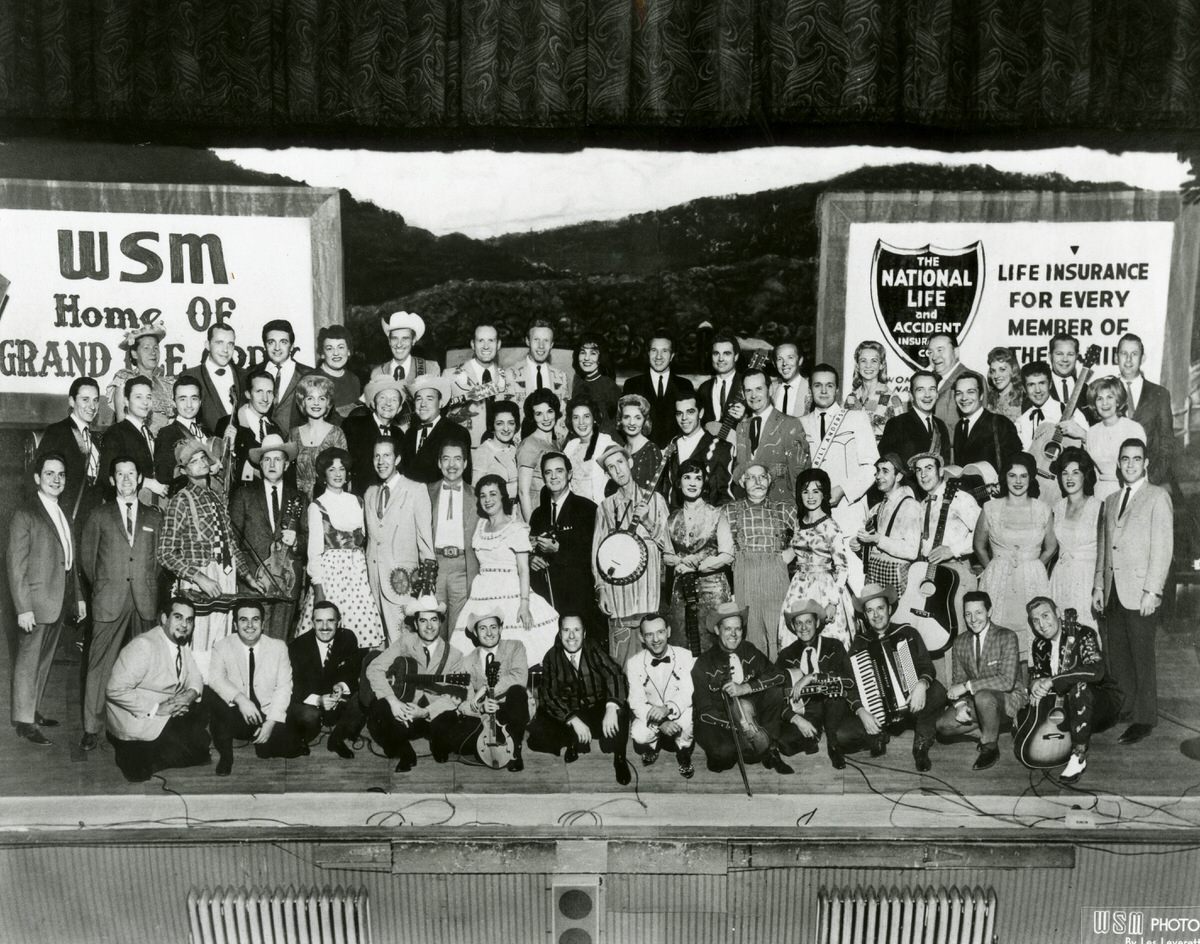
[894, 479, 962, 654]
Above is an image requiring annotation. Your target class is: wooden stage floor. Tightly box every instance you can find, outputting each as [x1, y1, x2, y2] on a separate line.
[2, 625, 1199, 836]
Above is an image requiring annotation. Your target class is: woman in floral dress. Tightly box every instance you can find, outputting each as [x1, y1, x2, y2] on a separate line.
[844, 340, 906, 438]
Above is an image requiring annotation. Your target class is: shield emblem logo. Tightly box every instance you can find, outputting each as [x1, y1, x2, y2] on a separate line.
[869, 241, 984, 371]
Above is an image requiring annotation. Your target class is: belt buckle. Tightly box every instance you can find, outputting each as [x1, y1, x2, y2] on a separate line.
[437, 546, 462, 559]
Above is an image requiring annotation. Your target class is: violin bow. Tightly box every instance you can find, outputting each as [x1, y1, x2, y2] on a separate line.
[721, 689, 753, 798]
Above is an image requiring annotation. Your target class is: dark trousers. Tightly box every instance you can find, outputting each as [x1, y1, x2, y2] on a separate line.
[694, 684, 787, 772]
[366, 699, 431, 758]
[82, 597, 152, 734]
[1106, 593, 1158, 726]
[430, 686, 529, 758]
[935, 689, 1010, 745]
[287, 695, 366, 743]
[527, 701, 629, 760]
[203, 688, 309, 760]
[1065, 681, 1123, 751]
[777, 697, 851, 757]
[839, 679, 949, 752]
[110, 703, 211, 782]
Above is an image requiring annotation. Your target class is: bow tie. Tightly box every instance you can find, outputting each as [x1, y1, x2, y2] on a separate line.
[650, 656, 671, 667]
[214, 367, 227, 376]
[442, 483, 462, 492]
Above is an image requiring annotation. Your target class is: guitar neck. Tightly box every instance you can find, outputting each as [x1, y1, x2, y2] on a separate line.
[925, 487, 958, 577]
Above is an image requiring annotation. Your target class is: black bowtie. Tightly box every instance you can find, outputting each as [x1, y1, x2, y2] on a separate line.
[214, 368, 227, 376]
[650, 656, 671, 667]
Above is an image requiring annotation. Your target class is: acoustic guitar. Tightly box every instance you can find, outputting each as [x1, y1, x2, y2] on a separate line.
[1013, 611, 1078, 770]
[702, 350, 770, 446]
[894, 479, 962, 654]
[1032, 344, 1101, 479]
[358, 652, 470, 706]
[475, 653, 516, 769]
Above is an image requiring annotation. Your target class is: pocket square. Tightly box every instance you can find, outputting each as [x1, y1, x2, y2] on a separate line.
[141, 526, 155, 532]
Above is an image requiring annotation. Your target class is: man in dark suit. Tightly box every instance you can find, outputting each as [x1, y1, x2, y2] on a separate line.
[427, 440, 478, 635]
[343, 376, 407, 496]
[215, 368, 285, 487]
[402, 376, 472, 484]
[880, 370, 951, 467]
[228, 434, 306, 640]
[777, 600, 853, 770]
[7, 453, 87, 745]
[622, 335, 695, 449]
[729, 368, 810, 504]
[665, 393, 733, 507]
[185, 322, 244, 434]
[154, 374, 212, 492]
[950, 371, 1022, 471]
[286, 600, 365, 759]
[36, 376, 103, 542]
[696, 334, 742, 426]
[97, 375, 171, 504]
[78, 457, 163, 751]
[262, 319, 314, 435]
[927, 333, 971, 431]
[530, 452, 598, 622]
[1118, 333, 1179, 493]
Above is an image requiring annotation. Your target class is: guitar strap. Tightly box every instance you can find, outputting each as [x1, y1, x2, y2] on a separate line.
[811, 406, 849, 469]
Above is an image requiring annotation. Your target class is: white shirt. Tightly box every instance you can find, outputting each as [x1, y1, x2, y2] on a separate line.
[38, 493, 73, 571]
[1049, 633, 1061, 677]
[1117, 475, 1148, 513]
[525, 356, 551, 392]
[773, 378, 805, 415]
[1017, 399, 1063, 450]
[119, 498, 138, 542]
[386, 356, 415, 379]
[959, 406, 984, 437]
[649, 369, 672, 396]
[567, 649, 581, 671]
[435, 482, 465, 549]
[1123, 375, 1145, 413]
[675, 428, 705, 463]
[420, 639, 444, 668]
[269, 360, 296, 398]
[1053, 371, 1079, 404]
[263, 480, 283, 533]
[206, 360, 235, 413]
[548, 491, 569, 526]
[711, 372, 735, 419]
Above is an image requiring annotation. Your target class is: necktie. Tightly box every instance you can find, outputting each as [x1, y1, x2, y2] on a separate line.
[378, 483, 390, 518]
[801, 645, 815, 676]
[819, 411, 827, 440]
[719, 379, 727, 412]
[922, 496, 934, 541]
[174, 646, 183, 685]
[83, 427, 98, 482]
[188, 422, 199, 438]
[1119, 486, 1131, 518]
[271, 485, 280, 531]
[657, 374, 665, 399]
[924, 415, 932, 436]
[551, 500, 558, 528]
[1031, 408, 1044, 426]
[781, 385, 790, 415]
[259, 417, 267, 442]
[423, 645, 431, 668]
[974, 633, 982, 669]
[1125, 381, 1135, 412]
[1061, 378, 1070, 402]
[142, 423, 155, 451]
[750, 416, 762, 453]
[248, 647, 261, 709]
[445, 487, 454, 520]
[320, 644, 328, 669]
[536, 366, 545, 391]
[52, 504, 73, 571]
[482, 367, 493, 385]
[124, 502, 135, 543]
[271, 364, 281, 397]
[650, 656, 671, 667]
[956, 418, 969, 445]
[393, 364, 406, 381]
[417, 424, 430, 452]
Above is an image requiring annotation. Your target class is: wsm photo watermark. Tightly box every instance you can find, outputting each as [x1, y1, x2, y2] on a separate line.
[1084, 907, 1200, 944]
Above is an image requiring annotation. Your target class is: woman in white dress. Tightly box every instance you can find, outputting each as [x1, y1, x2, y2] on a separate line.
[450, 474, 559, 667]
[563, 394, 617, 505]
[1078, 376, 1146, 500]
[1050, 446, 1103, 626]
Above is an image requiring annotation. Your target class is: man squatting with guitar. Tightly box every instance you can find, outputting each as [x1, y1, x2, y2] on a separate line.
[35, 319, 1178, 789]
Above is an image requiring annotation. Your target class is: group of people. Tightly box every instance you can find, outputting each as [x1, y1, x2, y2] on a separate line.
[7, 313, 1177, 787]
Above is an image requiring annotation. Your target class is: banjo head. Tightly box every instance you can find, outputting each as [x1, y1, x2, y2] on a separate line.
[596, 531, 649, 586]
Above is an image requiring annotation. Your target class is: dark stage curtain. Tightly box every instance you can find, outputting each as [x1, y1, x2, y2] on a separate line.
[0, 0, 1198, 129]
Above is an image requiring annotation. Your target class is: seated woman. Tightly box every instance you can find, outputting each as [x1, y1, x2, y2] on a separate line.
[296, 447, 386, 649]
[450, 474, 559, 667]
[563, 394, 618, 506]
[293, 373, 348, 500]
[472, 400, 521, 508]
[663, 459, 733, 656]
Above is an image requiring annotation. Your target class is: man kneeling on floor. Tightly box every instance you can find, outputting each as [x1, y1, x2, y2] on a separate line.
[625, 614, 696, 779]
[776, 599, 853, 770]
[287, 600, 366, 760]
[204, 600, 309, 776]
[528, 614, 632, 785]
[365, 594, 466, 773]
[430, 607, 529, 773]
[105, 597, 212, 783]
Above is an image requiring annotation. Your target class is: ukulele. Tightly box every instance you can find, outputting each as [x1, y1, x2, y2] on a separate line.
[475, 652, 515, 769]
[894, 479, 962, 654]
[1033, 344, 1101, 478]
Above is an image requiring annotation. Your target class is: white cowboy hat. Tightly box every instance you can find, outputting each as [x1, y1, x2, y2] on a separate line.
[381, 311, 426, 342]
[248, 433, 299, 464]
[408, 375, 454, 402]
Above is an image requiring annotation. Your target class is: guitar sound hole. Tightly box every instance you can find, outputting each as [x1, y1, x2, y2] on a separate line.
[919, 580, 936, 595]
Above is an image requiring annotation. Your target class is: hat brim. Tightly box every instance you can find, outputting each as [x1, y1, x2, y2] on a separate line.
[705, 605, 750, 635]
[408, 376, 454, 402]
[119, 326, 167, 351]
[852, 587, 899, 613]
[381, 312, 426, 343]
[363, 376, 408, 405]
[249, 441, 299, 463]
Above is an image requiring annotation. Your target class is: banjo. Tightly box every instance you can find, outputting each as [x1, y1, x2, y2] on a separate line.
[595, 443, 675, 585]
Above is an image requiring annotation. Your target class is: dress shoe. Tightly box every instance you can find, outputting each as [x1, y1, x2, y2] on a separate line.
[803, 740, 820, 755]
[828, 748, 846, 771]
[1060, 753, 1087, 784]
[327, 737, 354, 760]
[973, 744, 1000, 771]
[16, 724, 51, 746]
[79, 732, 100, 752]
[763, 748, 794, 775]
[1118, 723, 1153, 745]
[506, 749, 524, 773]
[394, 742, 417, 772]
[564, 745, 579, 764]
[614, 757, 632, 786]
[677, 749, 695, 780]
[912, 740, 933, 773]
[640, 747, 660, 767]
[34, 713, 59, 728]
[215, 755, 233, 776]
[869, 736, 887, 758]
[430, 749, 450, 764]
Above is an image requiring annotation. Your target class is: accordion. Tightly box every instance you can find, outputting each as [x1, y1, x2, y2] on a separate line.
[850, 637, 920, 728]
